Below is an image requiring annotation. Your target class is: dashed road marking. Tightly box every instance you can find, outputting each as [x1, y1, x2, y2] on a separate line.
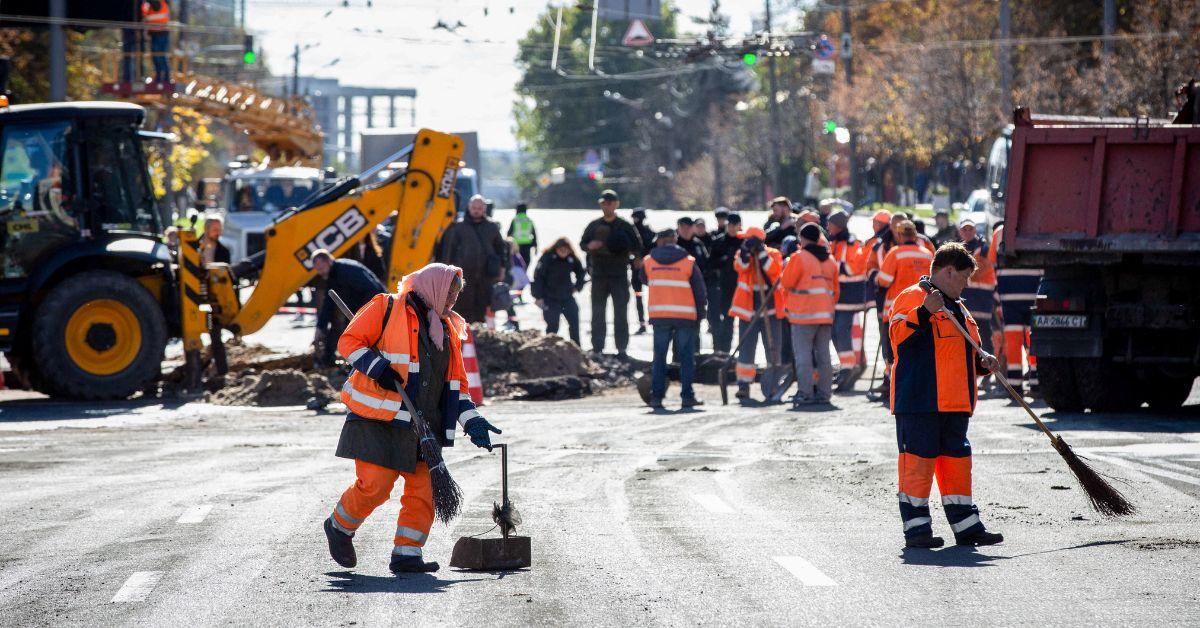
[691, 493, 734, 514]
[111, 571, 163, 602]
[774, 556, 837, 587]
[177, 504, 213, 524]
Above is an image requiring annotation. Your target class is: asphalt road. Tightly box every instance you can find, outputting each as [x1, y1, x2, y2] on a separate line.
[2, 379, 1199, 625]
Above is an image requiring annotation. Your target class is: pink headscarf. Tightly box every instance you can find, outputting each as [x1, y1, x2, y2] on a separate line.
[398, 263, 466, 350]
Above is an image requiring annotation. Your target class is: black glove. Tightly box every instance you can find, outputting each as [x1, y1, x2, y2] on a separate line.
[375, 367, 401, 392]
[745, 236, 763, 251]
[464, 417, 502, 451]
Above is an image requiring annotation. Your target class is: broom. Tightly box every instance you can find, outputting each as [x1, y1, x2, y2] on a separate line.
[918, 280, 1135, 517]
[329, 290, 464, 524]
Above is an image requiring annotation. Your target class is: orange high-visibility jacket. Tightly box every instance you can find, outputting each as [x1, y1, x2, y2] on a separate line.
[142, 1, 170, 28]
[888, 283, 985, 414]
[337, 293, 477, 444]
[876, 243, 934, 312]
[644, 254, 697, 321]
[781, 247, 839, 325]
[729, 246, 783, 321]
[966, 238, 996, 289]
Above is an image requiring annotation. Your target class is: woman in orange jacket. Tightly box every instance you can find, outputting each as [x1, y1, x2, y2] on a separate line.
[324, 263, 501, 574]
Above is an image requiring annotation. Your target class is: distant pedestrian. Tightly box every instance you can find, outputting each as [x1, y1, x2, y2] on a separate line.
[507, 202, 538, 267]
[532, 237, 587, 346]
[781, 223, 838, 406]
[931, 208, 958, 247]
[714, 207, 730, 233]
[765, 202, 797, 249]
[311, 250, 386, 367]
[142, 0, 172, 84]
[707, 212, 743, 352]
[804, 167, 822, 207]
[630, 208, 656, 336]
[436, 194, 509, 323]
[695, 216, 721, 352]
[579, 189, 642, 357]
[764, 196, 791, 231]
[639, 229, 706, 409]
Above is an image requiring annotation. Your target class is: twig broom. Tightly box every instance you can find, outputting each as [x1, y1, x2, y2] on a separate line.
[919, 280, 1134, 517]
[329, 290, 464, 524]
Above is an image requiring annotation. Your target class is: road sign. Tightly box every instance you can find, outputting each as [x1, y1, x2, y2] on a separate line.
[840, 33, 853, 59]
[623, 19, 654, 46]
[811, 58, 835, 75]
[813, 34, 834, 60]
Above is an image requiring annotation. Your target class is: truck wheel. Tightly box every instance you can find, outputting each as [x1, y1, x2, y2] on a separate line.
[1073, 359, 1140, 413]
[31, 271, 167, 400]
[1143, 375, 1195, 412]
[1036, 358, 1084, 412]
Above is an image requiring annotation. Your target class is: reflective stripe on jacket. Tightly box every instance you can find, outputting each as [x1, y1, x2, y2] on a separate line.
[989, 226, 1042, 302]
[831, 237, 869, 311]
[337, 293, 477, 444]
[782, 248, 838, 325]
[889, 283, 984, 414]
[644, 254, 697, 320]
[142, 2, 170, 26]
[728, 246, 783, 321]
[877, 243, 934, 311]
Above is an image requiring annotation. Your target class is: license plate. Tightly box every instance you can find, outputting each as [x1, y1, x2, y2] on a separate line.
[1033, 314, 1088, 329]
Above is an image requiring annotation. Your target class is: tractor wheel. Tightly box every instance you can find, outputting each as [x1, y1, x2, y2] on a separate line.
[1073, 358, 1140, 413]
[1036, 358, 1084, 413]
[1143, 375, 1195, 412]
[31, 271, 167, 400]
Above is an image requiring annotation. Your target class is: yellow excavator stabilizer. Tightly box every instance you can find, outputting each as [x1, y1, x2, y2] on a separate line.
[225, 129, 463, 336]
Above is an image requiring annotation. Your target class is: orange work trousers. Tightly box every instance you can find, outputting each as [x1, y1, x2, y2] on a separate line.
[329, 460, 434, 558]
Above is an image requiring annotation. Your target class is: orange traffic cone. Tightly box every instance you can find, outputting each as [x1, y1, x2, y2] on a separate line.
[462, 327, 485, 406]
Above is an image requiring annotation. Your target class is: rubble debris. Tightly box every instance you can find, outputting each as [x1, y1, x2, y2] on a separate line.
[471, 325, 641, 400]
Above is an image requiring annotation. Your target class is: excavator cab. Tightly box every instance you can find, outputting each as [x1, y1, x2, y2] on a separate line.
[0, 102, 173, 398]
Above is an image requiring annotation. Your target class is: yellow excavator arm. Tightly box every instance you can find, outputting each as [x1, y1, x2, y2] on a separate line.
[205, 129, 463, 337]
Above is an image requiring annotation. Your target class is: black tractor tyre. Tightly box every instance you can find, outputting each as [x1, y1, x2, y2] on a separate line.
[31, 270, 168, 400]
[1143, 375, 1195, 412]
[1036, 358, 1084, 413]
[1073, 358, 1140, 413]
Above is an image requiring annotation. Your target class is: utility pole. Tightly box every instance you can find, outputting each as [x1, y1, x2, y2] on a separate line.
[841, 0, 858, 205]
[998, 0, 1012, 117]
[49, 0, 66, 101]
[292, 44, 300, 98]
[1102, 0, 1115, 115]
[764, 0, 783, 197]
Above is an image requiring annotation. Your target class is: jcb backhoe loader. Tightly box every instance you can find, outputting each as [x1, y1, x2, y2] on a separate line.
[0, 100, 462, 399]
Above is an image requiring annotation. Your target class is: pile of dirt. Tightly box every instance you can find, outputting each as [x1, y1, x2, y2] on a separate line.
[471, 325, 642, 400]
[207, 369, 338, 406]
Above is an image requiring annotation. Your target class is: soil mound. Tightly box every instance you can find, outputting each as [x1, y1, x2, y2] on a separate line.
[207, 369, 337, 406]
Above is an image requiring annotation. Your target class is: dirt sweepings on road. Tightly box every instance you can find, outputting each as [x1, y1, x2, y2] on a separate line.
[471, 325, 642, 400]
[207, 369, 338, 406]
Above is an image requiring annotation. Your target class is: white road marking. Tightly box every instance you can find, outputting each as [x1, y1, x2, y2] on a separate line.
[774, 556, 837, 587]
[111, 571, 163, 602]
[177, 504, 213, 524]
[691, 493, 735, 514]
[1086, 453, 1200, 488]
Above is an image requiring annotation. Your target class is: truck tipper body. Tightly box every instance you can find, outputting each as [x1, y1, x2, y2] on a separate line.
[1001, 97, 1200, 412]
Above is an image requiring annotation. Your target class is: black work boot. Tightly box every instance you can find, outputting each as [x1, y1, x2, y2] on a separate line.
[681, 397, 704, 408]
[904, 534, 945, 549]
[735, 385, 750, 400]
[324, 517, 357, 568]
[389, 554, 440, 574]
[956, 530, 1004, 547]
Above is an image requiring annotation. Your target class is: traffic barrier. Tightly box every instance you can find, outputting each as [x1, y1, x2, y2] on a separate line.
[462, 328, 485, 406]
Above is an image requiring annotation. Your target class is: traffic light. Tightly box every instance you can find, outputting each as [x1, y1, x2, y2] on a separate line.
[741, 52, 757, 66]
[823, 119, 837, 134]
[243, 35, 256, 64]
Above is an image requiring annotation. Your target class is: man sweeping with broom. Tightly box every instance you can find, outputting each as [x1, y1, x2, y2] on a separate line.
[324, 263, 502, 573]
[889, 243, 1005, 549]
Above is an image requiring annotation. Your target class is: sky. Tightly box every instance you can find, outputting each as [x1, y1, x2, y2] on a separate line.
[245, 0, 807, 151]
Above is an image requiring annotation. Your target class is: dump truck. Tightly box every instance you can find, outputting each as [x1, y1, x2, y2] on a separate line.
[1000, 82, 1200, 412]
[0, 100, 463, 399]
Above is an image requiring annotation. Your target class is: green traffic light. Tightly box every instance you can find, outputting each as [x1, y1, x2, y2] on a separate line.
[823, 120, 837, 134]
[243, 50, 256, 64]
[742, 53, 757, 66]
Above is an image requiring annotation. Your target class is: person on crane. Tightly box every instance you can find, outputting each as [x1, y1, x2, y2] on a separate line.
[141, 1, 171, 84]
[324, 264, 502, 574]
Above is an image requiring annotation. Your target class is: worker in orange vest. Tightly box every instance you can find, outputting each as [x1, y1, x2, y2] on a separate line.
[638, 229, 707, 409]
[889, 243, 1003, 549]
[826, 210, 869, 388]
[141, 1, 172, 84]
[728, 227, 784, 402]
[990, 224, 1042, 396]
[957, 219, 996, 355]
[781, 223, 839, 406]
[325, 264, 502, 574]
[877, 221, 936, 315]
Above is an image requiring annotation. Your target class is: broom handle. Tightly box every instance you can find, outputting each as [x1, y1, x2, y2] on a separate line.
[328, 290, 434, 442]
[930, 296, 1057, 442]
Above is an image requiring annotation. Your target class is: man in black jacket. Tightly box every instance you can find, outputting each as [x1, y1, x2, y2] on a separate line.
[436, 195, 509, 323]
[580, 189, 642, 357]
[312, 250, 386, 366]
[629, 208, 656, 335]
[531, 239, 588, 345]
[707, 213, 743, 353]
